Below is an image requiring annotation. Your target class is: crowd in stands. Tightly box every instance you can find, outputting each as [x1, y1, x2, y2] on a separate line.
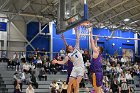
[3, 47, 140, 93]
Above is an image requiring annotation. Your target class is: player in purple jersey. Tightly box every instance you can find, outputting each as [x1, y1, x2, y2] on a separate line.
[89, 27, 104, 93]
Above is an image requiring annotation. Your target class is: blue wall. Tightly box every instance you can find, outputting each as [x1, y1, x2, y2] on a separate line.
[138, 34, 140, 55]
[0, 22, 7, 31]
[27, 22, 135, 56]
[93, 28, 135, 55]
[27, 22, 49, 51]
[53, 24, 89, 53]
[53, 26, 135, 56]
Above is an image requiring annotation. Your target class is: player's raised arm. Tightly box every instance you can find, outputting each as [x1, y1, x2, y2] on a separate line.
[75, 27, 80, 49]
[61, 34, 68, 47]
[94, 35, 99, 47]
[89, 27, 98, 52]
[52, 56, 69, 64]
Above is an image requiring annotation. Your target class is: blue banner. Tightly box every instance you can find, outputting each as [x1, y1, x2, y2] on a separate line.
[0, 22, 7, 31]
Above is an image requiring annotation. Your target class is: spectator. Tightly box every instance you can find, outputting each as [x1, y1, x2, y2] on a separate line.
[125, 71, 133, 84]
[61, 81, 68, 93]
[20, 71, 26, 84]
[41, 48, 46, 56]
[116, 64, 122, 73]
[84, 60, 90, 78]
[104, 82, 110, 93]
[27, 53, 33, 63]
[44, 61, 51, 74]
[23, 62, 31, 74]
[13, 72, 23, 91]
[14, 81, 21, 93]
[38, 68, 47, 81]
[30, 73, 38, 88]
[50, 80, 59, 93]
[15, 57, 21, 71]
[82, 50, 90, 64]
[13, 52, 19, 59]
[119, 78, 130, 93]
[20, 52, 26, 63]
[110, 79, 118, 93]
[60, 48, 65, 60]
[134, 62, 139, 69]
[32, 56, 37, 68]
[7, 57, 14, 69]
[29, 62, 35, 72]
[106, 65, 111, 72]
[36, 56, 42, 68]
[26, 83, 34, 93]
[42, 54, 49, 65]
[24, 72, 31, 85]
[35, 48, 39, 57]
[12, 54, 20, 71]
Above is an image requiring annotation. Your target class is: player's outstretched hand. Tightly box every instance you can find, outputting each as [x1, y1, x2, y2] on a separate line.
[95, 35, 99, 40]
[61, 34, 64, 40]
[88, 27, 92, 33]
[52, 59, 57, 64]
[74, 27, 78, 31]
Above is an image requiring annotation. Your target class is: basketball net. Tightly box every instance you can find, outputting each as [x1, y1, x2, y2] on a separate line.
[78, 21, 90, 40]
[68, 18, 91, 40]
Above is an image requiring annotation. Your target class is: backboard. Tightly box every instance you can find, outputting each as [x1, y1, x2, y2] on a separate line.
[56, 0, 88, 34]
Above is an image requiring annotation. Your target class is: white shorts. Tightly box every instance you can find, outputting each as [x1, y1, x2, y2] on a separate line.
[70, 66, 85, 78]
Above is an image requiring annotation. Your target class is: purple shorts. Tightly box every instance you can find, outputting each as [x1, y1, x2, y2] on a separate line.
[92, 72, 103, 87]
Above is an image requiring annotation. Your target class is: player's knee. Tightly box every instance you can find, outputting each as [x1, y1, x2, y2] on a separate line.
[68, 81, 74, 85]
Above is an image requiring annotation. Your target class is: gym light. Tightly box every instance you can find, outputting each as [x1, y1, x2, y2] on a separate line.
[127, 40, 130, 42]
[124, 18, 130, 22]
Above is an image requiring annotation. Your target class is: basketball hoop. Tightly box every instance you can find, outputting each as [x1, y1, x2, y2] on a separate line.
[79, 21, 91, 40]
[79, 21, 90, 26]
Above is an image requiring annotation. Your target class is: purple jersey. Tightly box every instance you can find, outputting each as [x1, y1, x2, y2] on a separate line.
[66, 60, 73, 84]
[90, 53, 103, 73]
[67, 60, 73, 74]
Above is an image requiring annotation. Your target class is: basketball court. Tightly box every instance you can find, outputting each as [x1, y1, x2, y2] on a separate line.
[0, 0, 140, 93]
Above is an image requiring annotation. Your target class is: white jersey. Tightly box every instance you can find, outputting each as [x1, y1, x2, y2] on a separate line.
[68, 47, 84, 67]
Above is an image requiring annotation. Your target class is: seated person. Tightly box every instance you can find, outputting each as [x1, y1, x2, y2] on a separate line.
[7, 58, 14, 69]
[61, 81, 68, 93]
[44, 62, 51, 74]
[50, 80, 59, 93]
[36, 56, 42, 68]
[38, 68, 47, 81]
[14, 81, 21, 93]
[23, 62, 31, 73]
[32, 56, 37, 68]
[30, 73, 38, 88]
[125, 71, 133, 84]
[26, 83, 34, 93]
[119, 78, 130, 93]
[13, 72, 23, 91]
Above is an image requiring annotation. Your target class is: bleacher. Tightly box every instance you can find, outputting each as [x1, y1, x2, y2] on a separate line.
[0, 62, 140, 93]
[0, 62, 67, 93]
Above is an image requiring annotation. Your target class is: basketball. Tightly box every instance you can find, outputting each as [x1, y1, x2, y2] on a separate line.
[67, 17, 75, 24]
[80, 21, 91, 26]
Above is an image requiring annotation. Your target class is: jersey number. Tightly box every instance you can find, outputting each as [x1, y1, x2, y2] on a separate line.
[75, 54, 78, 58]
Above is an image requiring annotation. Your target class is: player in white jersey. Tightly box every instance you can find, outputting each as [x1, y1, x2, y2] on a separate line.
[52, 27, 85, 93]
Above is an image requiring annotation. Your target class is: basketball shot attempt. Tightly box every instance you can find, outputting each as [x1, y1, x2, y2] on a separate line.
[88, 27, 104, 93]
[52, 27, 85, 93]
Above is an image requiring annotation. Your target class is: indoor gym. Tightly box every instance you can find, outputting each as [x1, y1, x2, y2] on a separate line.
[0, 0, 140, 93]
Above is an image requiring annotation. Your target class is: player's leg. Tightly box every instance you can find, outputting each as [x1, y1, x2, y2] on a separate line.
[75, 76, 83, 93]
[92, 73, 104, 93]
[67, 77, 76, 93]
